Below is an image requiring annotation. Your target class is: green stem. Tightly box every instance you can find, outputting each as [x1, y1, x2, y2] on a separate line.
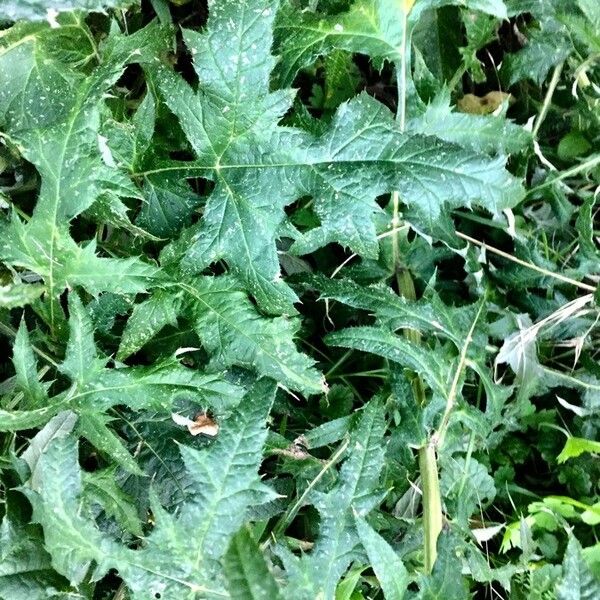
[419, 442, 442, 573]
[528, 153, 600, 194]
[532, 61, 563, 139]
[392, 0, 442, 574]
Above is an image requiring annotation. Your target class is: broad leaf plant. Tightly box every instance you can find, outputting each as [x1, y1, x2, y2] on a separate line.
[0, 0, 599, 598]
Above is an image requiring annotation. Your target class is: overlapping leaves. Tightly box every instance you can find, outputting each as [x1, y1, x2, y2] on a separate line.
[156, 0, 523, 316]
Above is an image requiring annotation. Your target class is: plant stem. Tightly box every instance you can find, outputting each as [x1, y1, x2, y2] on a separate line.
[269, 438, 350, 542]
[433, 299, 485, 447]
[532, 61, 563, 139]
[455, 230, 596, 292]
[392, 1, 443, 573]
[419, 442, 442, 573]
[528, 153, 600, 194]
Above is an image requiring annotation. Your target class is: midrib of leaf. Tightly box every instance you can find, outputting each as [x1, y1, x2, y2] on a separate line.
[177, 281, 321, 392]
[219, 176, 262, 287]
[40, 88, 85, 332]
[136, 155, 514, 192]
[118, 560, 230, 599]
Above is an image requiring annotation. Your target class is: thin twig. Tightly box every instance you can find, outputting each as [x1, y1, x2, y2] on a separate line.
[456, 231, 596, 292]
[532, 62, 564, 139]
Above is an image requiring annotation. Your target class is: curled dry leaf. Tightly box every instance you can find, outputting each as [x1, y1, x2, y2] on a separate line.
[171, 412, 219, 437]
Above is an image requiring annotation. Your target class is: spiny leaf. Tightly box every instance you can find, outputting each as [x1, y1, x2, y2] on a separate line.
[181, 277, 325, 395]
[24, 380, 278, 599]
[156, 0, 523, 314]
[0, 497, 72, 599]
[326, 326, 451, 398]
[117, 288, 182, 360]
[307, 274, 483, 350]
[120, 276, 325, 395]
[0, 20, 166, 319]
[0, 283, 44, 309]
[355, 515, 409, 600]
[82, 468, 143, 537]
[3, 294, 242, 438]
[223, 526, 284, 600]
[409, 89, 531, 155]
[556, 536, 600, 600]
[285, 400, 387, 599]
[0, 0, 134, 22]
[12, 320, 47, 408]
[273, 0, 508, 86]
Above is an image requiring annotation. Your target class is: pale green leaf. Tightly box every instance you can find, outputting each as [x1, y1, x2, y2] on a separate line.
[0, 283, 44, 309]
[21, 411, 78, 491]
[0, 0, 134, 22]
[12, 320, 47, 408]
[0, 500, 71, 599]
[557, 436, 600, 464]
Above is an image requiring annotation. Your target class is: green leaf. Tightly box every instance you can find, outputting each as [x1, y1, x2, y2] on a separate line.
[77, 413, 143, 476]
[354, 515, 409, 600]
[117, 288, 182, 360]
[12, 320, 47, 408]
[308, 274, 482, 350]
[0, 20, 164, 329]
[326, 326, 451, 398]
[25, 380, 279, 598]
[286, 400, 387, 599]
[0, 497, 71, 599]
[22, 435, 116, 586]
[119, 276, 323, 394]
[273, 0, 508, 87]
[136, 174, 202, 238]
[0, 404, 68, 433]
[409, 89, 531, 155]
[83, 468, 143, 536]
[0, 283, 44, 309]
[417, 533, 469, 599]
[157, 0, 523, 313]
[0, 1, 135, 22]
[223, 526, 284, 599]
[60, 293, 107, 384]
[501, 12, 571, 85]
[557, 536, 600, 600]
[180, 276, 325, 395]
[21, 411, 78, 491]
[440, 455, 496, 521]
[557, 436, 600, 464]
[3, 293, 243, 435]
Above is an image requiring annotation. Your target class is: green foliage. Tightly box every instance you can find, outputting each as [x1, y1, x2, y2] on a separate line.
[1, 0, 599, 598]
